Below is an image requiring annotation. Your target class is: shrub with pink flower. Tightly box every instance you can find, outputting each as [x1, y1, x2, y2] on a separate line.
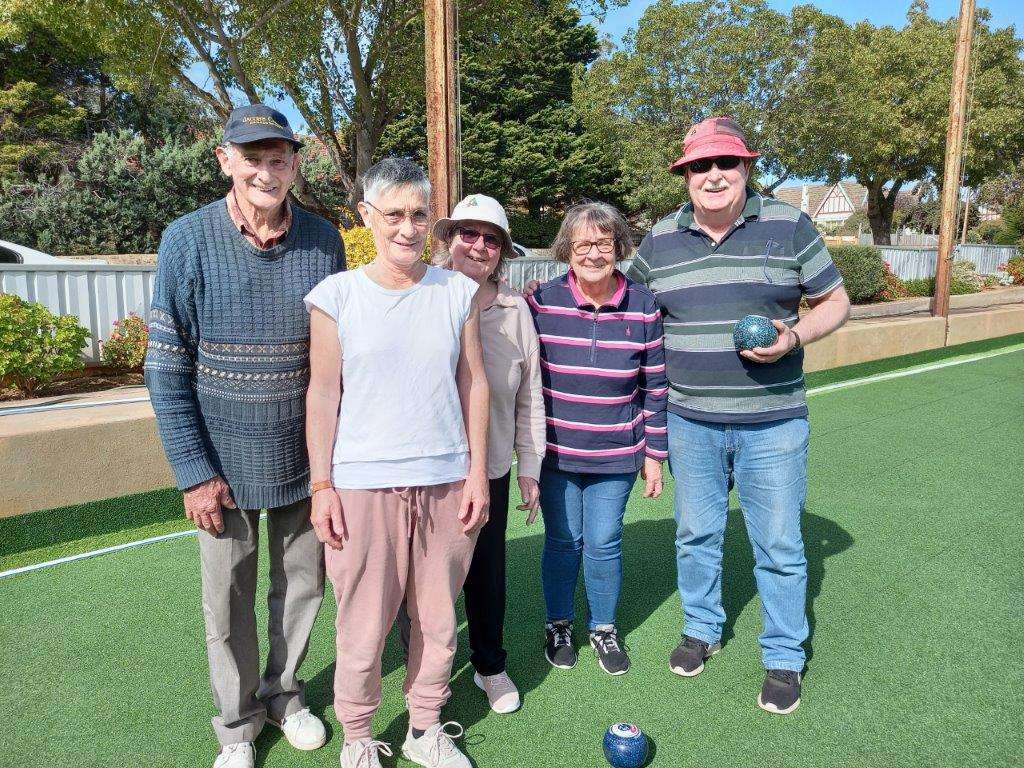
[101, 314, 149, 371]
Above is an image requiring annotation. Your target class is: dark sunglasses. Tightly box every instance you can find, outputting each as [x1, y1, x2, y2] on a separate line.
[456, 227, 502, 251]
[686, 156, 743, 174]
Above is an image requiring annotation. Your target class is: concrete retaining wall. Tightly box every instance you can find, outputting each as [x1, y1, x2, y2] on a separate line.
[2, 304, 1023, 517]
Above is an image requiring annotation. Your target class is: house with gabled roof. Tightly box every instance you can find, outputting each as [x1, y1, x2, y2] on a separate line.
[772, 182, 870, 226]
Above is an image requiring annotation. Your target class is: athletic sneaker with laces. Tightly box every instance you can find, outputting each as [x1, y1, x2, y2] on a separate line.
[473, 670, 521, 713]
[268, 707, 327, 750]
[589, 627, 630, 675]
[758, 669, 802, 714]
[669, 635, 722, 677]
[213, 742, 254, 768]
[544, 620, 577, 669]
[401, 722, 471, 768]
[341, 738, 393, 768]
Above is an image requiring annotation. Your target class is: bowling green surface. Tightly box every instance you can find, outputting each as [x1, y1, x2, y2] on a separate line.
[1, 336, 1022, 767]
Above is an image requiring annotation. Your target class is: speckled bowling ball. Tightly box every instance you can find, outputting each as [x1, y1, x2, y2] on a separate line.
[733, 314, 778, 351]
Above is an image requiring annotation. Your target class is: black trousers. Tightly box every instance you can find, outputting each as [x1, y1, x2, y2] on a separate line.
[463, 472, 511, 675]
[396, 472, 511, 676]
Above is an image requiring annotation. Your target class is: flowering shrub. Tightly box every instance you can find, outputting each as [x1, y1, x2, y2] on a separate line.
[872, 261, 909, 302]
[0, 294, 90, 397]
[101, 314, 148, 371]
[1001, 256, 1024, 285]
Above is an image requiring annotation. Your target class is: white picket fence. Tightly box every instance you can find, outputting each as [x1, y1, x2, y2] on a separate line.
[0, 264, 155, 363]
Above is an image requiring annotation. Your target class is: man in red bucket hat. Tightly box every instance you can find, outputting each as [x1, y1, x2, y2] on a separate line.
[626, 116, 851, 714]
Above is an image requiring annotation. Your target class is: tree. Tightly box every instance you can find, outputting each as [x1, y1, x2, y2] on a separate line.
[789, 1, 1024, 244]
[576, 0, 830, 219]
[15, 0, 618, 223]
[379, 0, 624, 215]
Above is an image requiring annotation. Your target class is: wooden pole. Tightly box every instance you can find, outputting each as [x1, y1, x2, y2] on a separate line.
[932, 0, 975, 318]
[960, 192, 971, 244]
[424, 0, 460, 236]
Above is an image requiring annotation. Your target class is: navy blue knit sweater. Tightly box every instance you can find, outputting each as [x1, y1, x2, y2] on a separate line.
[144, 199, 345, 509]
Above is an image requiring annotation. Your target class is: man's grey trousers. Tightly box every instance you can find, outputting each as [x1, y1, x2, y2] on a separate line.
[197, 498, 324, 746]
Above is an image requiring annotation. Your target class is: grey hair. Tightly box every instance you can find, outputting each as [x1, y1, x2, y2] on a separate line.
[362, 157, 431, 204]
[551, 201, 634, 263]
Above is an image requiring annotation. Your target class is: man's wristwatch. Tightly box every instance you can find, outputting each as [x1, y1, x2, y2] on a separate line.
[790, 328, 803, 352]
[310, 480, 334, 494]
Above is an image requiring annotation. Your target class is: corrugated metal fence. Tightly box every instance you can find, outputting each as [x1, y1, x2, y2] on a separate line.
[0, 264, 155, 363]
[1, 243, 1017, 363]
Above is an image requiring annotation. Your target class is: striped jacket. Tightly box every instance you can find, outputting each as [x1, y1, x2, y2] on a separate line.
[527, 270, 668, 474]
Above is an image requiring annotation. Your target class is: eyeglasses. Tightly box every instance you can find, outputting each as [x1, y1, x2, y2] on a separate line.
[363, 199, 430, 227]
[571, 238, 616, 256]
[686, 156, 743, 174]
[456, 227, 503, 252]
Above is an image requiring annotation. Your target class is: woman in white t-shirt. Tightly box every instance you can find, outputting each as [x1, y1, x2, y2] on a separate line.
[304, 158, 490, 768]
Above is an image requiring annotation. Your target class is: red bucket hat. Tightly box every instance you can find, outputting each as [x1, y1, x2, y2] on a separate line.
[669, 116, 759, 175]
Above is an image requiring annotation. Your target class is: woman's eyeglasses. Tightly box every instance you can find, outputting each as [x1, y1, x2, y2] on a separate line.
[457, 227, 503, 252]
[364, 200, 430, 227]
[571, 238, 616, 256]
[686, 156, 743, 174]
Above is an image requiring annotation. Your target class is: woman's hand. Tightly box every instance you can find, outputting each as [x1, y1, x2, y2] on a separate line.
[641, 457, 664, 499]
[311, 487, 347, 550]
[459, 471, 491, 533]
[516, 475, 541, 525]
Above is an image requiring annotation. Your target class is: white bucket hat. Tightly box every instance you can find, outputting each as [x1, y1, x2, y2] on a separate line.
[432, 194, 514, 257]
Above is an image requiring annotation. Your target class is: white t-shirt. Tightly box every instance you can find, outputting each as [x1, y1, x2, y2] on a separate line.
[304, 265, 479, 489]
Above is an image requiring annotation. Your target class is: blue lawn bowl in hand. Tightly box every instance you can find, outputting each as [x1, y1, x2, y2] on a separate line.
[603, 723, 649, 768]
[733, 314, 778, 351]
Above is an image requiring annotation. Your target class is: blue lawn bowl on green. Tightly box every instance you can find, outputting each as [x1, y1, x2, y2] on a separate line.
[733, 314, 779, 351]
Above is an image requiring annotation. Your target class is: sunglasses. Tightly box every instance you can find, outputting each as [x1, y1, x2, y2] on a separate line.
[686, 156, 744, 174]
[457, 227, 503, 252]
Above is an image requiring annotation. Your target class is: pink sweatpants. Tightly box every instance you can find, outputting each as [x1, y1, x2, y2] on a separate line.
[325, 481, 478, 741]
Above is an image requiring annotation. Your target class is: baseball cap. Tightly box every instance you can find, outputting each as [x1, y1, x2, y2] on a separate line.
[432, 194, 515, 258]
[222, 104, 303, 149]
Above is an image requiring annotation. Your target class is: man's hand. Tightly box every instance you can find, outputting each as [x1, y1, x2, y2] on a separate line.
[311, 488, 347, 550]
[522, 279, 541, 297]
[641, 457, 664, 499]
[183, 476, 235, 534]
[740, 320, 798, 364]
[516, 475, 541, 525]
[459, 472, 491, 533]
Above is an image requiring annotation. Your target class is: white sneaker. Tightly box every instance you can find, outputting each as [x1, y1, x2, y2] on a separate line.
[213, 742, 254, 768]
[341, 738, 393, 768]
[268, 707, 327, 750]
[474, 671, 521, 714]
[401, 722, 471, 768]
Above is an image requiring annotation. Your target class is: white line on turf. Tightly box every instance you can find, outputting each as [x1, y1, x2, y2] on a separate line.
[0, 513, 267, 580]
[2, 342, 1022, 580]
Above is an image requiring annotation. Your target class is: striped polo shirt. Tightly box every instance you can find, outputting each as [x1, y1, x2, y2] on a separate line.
[626, 189, 843, 424]
[527, 269, 668, 474]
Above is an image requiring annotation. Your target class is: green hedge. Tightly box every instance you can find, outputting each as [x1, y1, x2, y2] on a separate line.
[830, 245, 887, 303]
[507, 213, 563, 248]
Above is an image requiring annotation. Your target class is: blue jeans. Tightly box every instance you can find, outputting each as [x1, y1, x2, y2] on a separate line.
[539, 467, 637, 631]
[668, 413, 809, 671]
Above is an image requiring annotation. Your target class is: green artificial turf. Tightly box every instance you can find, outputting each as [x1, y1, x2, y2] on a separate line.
[1, 348, 1022, 767]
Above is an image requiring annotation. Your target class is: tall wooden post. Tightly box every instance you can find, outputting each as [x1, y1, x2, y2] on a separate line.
[933, 0, 975, 318]
[424, 0, 460, 235]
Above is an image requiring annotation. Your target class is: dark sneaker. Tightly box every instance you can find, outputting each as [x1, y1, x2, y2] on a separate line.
[545, 620, 577, 669]
[758, 669, 802, 714]
[589, 627, 630, 676]
[669, 635, 721, 677]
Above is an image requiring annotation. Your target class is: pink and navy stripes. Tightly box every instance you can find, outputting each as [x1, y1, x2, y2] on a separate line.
[527, 270, 668, 474]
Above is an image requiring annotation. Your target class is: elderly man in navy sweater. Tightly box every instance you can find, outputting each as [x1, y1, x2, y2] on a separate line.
[145, 105, 345, 768]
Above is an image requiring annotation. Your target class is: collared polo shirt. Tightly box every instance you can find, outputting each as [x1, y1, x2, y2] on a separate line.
[225, 188, 293, 250]
[626, 189, 843, 424]
[527, 269, 668, 474]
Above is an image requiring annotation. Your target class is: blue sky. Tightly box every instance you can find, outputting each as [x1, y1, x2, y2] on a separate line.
[592, 0, 1022, 44]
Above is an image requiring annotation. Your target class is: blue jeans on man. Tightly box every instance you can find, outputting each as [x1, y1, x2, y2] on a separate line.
[539, 467, 637, 630]
[668, 412, 809, 671]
